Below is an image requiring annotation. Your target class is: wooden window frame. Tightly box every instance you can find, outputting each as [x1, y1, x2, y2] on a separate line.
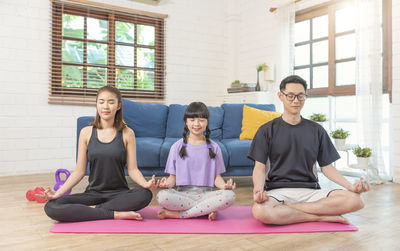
[50, 0, 167, 105]
[295, 0, 392, 98]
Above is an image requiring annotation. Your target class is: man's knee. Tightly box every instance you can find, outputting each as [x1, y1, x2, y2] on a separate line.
[252, 203, 276, 224]
[349, 192, 364, 211]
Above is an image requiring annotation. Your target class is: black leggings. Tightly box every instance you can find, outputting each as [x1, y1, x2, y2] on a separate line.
[44, 188, 152, 222]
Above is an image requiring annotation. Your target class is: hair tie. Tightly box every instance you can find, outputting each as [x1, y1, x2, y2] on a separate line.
[207, 144, 212, 149]
[182, 142, 187, 147]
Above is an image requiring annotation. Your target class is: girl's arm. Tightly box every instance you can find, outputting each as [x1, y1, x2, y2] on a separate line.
[125, 127, 158, 189]
[42, 127, 90, 200]
[159, 175, 176, 189]
[214, 175, 236, 190]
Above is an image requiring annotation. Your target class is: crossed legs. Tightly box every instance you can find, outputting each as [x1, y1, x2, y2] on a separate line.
[252, 189, 364, 225]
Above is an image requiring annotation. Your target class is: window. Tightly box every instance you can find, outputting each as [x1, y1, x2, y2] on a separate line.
[295, 2, 356, 97]
[294, 0, 391, 97]
[50, 0, 167, 105]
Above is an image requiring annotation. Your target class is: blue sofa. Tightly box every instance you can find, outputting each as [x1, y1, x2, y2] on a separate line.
[77, 99, 276, 176]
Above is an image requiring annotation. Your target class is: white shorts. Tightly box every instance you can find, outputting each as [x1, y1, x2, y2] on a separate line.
[267, 188, 338, 204]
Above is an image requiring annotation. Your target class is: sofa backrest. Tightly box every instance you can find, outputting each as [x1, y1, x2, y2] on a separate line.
[221, 103, 276, 139]
[166, 104, 224, 140]
[122, 99, 169, 138]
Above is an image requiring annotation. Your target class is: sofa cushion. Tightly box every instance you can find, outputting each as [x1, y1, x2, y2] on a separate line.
[122, 99, 168, 138]
[240, 105, 281, 140]
[165, 104, 224, 140]
[222, 139, 254, 167]
[221, 103, 276, 139]
[160, 137, 229, 170]
[135, 137, 163, 167]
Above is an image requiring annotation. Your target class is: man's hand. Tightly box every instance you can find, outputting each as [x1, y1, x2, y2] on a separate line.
[253, 189, 269, 203]
[349, 177, 370, 193]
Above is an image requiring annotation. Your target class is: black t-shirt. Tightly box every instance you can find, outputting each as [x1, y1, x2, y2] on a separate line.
[248, 116, 340, 190]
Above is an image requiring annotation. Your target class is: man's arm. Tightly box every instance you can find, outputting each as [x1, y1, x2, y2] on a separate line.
[321, 164, 369, 193]
[253, 161, 269, 203]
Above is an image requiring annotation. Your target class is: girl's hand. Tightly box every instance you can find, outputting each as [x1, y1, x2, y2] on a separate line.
[253, 189, 269, 204]
[159, 177, 172, 189]
[349, 177, 370, 194]
[36, 187, 59, 201]
[224, 178, 236, 190]
[144, 175, 159, 190]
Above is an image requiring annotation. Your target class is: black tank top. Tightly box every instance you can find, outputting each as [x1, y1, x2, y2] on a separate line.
[86, 127, 129, 192]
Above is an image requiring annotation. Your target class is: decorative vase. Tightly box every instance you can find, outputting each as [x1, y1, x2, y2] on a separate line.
[256, 73, 260, 91]
[357, 157, 369, 167]
[334, 138, 346, 151]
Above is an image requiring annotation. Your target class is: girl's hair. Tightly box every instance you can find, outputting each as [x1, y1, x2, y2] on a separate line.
[90, 85, 126, 131]
[179, 102, 216, 159]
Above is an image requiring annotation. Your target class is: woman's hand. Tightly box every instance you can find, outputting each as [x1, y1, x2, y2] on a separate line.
[223, 178, 236, 190]
[143, 175, 159, 190]
[36, 187, 59, 201]
[159, 177, 173, 189]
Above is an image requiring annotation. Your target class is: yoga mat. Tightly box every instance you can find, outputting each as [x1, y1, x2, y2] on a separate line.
[50, 206, 358, 234]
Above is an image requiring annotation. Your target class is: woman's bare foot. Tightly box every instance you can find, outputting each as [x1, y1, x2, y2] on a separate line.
[208, 211, 218, 221]
[157, 208, 180, 219]
[319, 215, 350, 224]
[114, 211, 143, 220]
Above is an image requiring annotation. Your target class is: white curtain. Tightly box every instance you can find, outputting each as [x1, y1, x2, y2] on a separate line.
[277, 1, 296, 77]
[355, 0, 388, 180]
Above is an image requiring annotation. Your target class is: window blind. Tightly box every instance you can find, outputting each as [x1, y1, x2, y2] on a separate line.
[49, 0, 167, 105]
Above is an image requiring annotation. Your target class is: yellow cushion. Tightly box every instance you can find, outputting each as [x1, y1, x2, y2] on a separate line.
[239, 105, 281, 140]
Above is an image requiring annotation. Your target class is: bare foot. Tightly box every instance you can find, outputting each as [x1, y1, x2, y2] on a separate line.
[319, 215, 350, 224]
[157, 208, 180, 219]
[114, 211, 143, 220]
[208, 211, 218, 221]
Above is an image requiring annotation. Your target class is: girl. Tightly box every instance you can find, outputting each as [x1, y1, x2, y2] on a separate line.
[41, 85, 159, 222]
[157, 102, 236, 220]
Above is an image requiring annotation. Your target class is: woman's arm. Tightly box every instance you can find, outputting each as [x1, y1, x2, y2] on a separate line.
[43, 127, 90, 200]
[124, 127, 158, 189]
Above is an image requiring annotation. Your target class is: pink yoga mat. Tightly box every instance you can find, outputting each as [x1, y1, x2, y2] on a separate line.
[50, 206, 357, 234]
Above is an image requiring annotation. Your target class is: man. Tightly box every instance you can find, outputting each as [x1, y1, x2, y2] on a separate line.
[249, 75, 369, 225]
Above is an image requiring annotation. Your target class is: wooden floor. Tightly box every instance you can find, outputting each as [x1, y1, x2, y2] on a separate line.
[1, 173, 400, 251]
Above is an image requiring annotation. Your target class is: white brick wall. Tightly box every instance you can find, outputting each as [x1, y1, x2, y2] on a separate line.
[0, 0, 397, 177]
[392, 0, 400, 182]
[0, 0, 230, 176]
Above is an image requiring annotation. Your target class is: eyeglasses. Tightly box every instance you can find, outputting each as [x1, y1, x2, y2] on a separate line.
[281, 91, 307, 101]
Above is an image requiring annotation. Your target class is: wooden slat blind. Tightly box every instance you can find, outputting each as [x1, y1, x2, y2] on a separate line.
[49, 0, 167, 105]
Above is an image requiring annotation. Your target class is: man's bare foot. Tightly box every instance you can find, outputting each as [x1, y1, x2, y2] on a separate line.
[319, 215, 350, 224]
[114, 211, 143, 220]
[208, 211, 217, 221]
[157, 208, 180, 219]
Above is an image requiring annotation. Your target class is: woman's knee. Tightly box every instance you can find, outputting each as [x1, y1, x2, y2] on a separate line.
[44, 200, 61, 220]
[139, 188, 153, 206]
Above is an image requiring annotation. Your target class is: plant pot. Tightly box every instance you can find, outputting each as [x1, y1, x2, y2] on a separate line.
[334, 138, 346, 151]
[357, 157, 369, 167]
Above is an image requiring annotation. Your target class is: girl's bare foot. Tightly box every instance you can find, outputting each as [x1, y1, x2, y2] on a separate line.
[208, 211, 217, 221]
[157, 208, 180, 219]
[114, 211, 142, 220]
[319, 215, 350, 224]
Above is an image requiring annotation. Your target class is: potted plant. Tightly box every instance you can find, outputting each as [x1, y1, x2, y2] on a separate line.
[330, 128, 350, 151]
[352, 146, 372, 167]
[256, 64, 267, 91]
[309, 113, 327, 126]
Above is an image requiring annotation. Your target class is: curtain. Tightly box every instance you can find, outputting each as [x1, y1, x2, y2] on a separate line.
[355, 0, 388, 181]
